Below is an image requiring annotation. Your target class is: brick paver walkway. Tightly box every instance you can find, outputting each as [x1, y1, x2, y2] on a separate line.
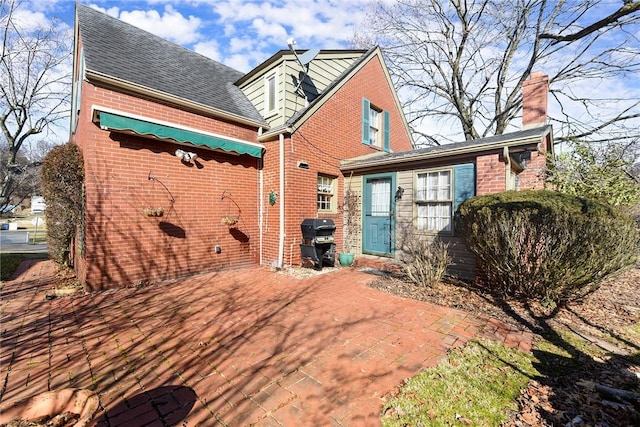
[0, 260, 532, 426]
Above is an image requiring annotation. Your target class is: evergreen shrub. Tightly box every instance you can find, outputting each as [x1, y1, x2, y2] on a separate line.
[41, 143, 84, 266]
[458, 190, 639, 303]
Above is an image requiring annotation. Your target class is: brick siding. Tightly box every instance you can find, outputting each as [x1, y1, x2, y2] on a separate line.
[260, 55, 413, 266]
[73, 52, 413, 287]
[73, 82, 261, 290]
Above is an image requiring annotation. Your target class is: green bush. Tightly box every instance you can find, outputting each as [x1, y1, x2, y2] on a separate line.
[41, 143, 84, 266]
[458, 190, 639, 303]
[398, 230, 451, 288]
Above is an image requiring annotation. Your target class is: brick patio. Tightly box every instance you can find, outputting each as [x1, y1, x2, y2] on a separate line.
[0, 260, 532, 426]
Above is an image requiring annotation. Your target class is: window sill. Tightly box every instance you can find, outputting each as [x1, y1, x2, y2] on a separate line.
[414, 228, 454, 237]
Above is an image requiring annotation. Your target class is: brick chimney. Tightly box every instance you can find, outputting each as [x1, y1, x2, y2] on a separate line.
[522, 71, 549, 128]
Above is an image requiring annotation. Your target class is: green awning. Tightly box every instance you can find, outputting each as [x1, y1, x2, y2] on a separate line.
[98, 111, 263, 158]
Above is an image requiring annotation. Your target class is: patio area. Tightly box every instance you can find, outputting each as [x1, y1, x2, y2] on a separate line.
[0, 260, 532, 426]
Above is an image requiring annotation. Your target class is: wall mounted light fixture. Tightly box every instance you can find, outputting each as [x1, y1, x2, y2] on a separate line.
[175, 149, 198, 163]
[395, 186, 405, 201]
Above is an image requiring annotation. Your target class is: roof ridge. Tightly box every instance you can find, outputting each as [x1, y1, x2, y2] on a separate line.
[75, 3, 243, 74]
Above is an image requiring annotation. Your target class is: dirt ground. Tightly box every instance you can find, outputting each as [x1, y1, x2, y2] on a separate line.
[368, 266, 640, 426]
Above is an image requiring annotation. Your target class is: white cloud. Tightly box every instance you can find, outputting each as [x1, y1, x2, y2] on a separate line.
[193, 40, 222, 62]
[86, 3, 203, 45]
[229, 37, 257, 54]
[210, 0, 369, 47]
[224, 53, 255, 73]
[118, 5, 203, 45]
[200, 0, 369, 70]
[9, 9, 51, 31]
[102, 6, 122, 17]
[251, 18, 288, 41]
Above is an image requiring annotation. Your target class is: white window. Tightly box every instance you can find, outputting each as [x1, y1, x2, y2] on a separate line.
[368, 106, 381, 147]
[416, 170, 452, 232]
[370, 179, 390, 216]
[362, 98, 390, 151]
[265, 73, 277, 114]
[317, 175, 336, 212]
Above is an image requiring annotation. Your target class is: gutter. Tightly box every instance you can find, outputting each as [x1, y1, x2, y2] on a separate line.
[341, 132, 550, 172]
[258, 126, 293, 142]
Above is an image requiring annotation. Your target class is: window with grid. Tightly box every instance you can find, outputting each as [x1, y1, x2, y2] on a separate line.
[416, 170, 452, 232]
[362, 98, 390, 151]
[317, 175, 335, 212]
[369, 107, 380, 147]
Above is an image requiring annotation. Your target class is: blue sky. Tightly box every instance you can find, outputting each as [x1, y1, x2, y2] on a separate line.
[30, 0, 369, 72]
[13, 0, 640, 147]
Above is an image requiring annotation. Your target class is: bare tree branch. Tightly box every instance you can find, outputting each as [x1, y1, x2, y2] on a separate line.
[355, 0, 640, 150]
[540, 1, 640, 43]
[0, 0, 71, 210]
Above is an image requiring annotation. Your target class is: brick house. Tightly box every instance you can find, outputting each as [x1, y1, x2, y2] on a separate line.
[71, 5, 413, 290]
[340, 72, 554, 279]
[71, 5, 553, 289]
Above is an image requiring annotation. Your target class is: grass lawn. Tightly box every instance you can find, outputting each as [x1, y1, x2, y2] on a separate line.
[0, 253, 49, 281]
[377, 267, 640, 426]
[381, 339, 538, 426]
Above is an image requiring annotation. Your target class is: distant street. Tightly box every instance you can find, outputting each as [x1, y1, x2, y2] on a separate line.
[0, 238, 48, 254]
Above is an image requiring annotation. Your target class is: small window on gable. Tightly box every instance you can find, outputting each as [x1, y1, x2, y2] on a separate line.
[265, 73, 277, 115]
[362, 98, 390, 151]
[317, 174, 336, 212]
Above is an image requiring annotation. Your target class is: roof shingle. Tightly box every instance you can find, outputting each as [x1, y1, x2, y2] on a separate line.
[76, 4, 266, 125]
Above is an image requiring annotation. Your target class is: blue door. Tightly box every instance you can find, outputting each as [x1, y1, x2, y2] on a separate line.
[363, 173, 395, 255]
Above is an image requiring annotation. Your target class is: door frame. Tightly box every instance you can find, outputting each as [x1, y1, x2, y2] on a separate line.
[362, 172, 396, 256]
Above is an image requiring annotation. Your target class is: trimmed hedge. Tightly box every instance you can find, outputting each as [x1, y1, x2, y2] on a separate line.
[41, 143, 84, 266]
[458, 190, 639, 303]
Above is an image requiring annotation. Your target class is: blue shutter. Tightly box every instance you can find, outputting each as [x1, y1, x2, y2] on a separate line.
[453, 163, 475, 235]
[383, 110, 390, 152]
[453, 163, 476, 213]
[362, 98, 370, 145]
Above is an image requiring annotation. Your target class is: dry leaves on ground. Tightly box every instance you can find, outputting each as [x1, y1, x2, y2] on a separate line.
[368, 267, 640, 426]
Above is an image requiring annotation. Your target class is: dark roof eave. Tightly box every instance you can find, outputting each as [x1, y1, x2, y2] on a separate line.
[235, 48, 369, 87]
[341, 125, 552, 172]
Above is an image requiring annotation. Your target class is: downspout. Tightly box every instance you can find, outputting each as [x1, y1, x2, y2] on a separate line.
[259, 162, 264, 266]
[258, 127, 264, 266]
[503, 146, 511, 190]
[278, 132, 285, 268]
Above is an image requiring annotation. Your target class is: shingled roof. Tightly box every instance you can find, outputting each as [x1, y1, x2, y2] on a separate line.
[76, 4, 266, 126]
[341, 125, 553, 171]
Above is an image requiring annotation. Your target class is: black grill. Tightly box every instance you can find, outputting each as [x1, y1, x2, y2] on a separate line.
[300, 218, 336, 270]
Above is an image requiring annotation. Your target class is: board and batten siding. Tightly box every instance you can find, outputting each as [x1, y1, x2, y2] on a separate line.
[282, 55, 361, 126]
[394, 165, 477, 280]
[239, 53, 362, 129]
[240, 62, 286, 127]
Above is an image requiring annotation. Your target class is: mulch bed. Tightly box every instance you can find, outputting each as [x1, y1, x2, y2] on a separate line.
[368, 267, 640, 426]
